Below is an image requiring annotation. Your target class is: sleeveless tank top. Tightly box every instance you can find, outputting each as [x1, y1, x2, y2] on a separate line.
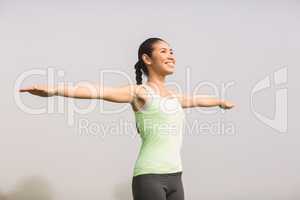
[133, 83, 186, 177]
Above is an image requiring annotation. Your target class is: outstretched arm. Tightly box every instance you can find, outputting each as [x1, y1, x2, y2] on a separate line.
[176, 93, 235, 109]
[19, 83, 137, 103]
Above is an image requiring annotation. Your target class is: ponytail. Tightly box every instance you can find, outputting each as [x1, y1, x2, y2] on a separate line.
[134, 59, 149, 85]
[135, 60, 143, 85]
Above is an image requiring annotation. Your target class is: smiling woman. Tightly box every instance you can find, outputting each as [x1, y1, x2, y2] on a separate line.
[134, 38, 177, 81]
[19, 37, 234, 200]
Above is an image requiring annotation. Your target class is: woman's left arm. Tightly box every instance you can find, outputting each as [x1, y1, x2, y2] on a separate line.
[176, 93, 235, 109]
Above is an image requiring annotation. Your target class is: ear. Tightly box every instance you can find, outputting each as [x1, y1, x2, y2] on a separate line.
[142, 54, 152, 65]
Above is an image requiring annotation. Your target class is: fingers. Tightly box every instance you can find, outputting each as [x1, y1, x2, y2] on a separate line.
[226, 103, 235, 109]
[220, 101, 235, 109]
[229, 102, 235, 108]
[19, 85, 36, 92]
[19, 87, 32, 92]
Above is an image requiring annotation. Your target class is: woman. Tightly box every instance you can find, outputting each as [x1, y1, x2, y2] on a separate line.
[20, 37, 234, 200]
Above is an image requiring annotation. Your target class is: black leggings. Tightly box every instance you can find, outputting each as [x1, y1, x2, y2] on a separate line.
[132, 172, 184, 200]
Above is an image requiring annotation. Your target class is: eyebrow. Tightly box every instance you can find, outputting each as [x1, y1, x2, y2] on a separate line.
[160, 48, 173, 51]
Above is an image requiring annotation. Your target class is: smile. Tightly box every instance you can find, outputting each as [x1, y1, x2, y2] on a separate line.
[165, 62, 175, 66]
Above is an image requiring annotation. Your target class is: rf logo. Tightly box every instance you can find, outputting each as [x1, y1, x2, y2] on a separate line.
[250, 67, 288, 133]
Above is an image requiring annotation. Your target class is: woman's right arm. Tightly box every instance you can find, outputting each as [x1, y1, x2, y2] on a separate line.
[19, 83, 140, 103]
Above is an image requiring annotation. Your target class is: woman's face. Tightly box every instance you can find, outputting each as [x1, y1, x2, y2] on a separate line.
[144, 41, 176, 76]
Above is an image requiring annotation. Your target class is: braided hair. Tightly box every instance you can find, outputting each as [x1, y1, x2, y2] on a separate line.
[134, 38, 165, 85]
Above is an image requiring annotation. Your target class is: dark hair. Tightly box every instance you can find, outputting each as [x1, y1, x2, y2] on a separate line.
[134, 37, 165, 85]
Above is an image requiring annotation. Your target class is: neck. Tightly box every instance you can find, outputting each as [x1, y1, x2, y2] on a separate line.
[146, 74, 166, 89]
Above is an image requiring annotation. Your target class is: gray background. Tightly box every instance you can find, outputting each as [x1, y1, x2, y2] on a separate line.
[0, 0, 299, 199]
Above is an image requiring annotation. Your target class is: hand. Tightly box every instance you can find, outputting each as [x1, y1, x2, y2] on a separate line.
[219, 100, 235, 109]
[19, 85, 57, 97]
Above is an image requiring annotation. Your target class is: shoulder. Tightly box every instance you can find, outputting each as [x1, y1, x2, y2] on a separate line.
[169, 89, 184, 99]
[133, 84, 149, 101]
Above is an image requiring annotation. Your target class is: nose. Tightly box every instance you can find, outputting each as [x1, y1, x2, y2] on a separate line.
[167, 53, 176, 62]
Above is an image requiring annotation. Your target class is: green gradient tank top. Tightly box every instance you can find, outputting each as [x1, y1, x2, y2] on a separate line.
[133, 83, 186, 177]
